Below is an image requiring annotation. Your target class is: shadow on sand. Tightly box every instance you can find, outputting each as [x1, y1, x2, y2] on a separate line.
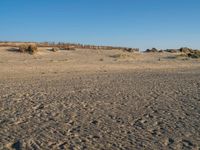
[7, 48, 21, 53]
[163, 56, 176, 59]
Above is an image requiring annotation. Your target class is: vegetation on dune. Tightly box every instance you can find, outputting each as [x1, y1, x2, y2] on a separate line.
[124, 48, 139, 53]
[145, 48, 158, 53]
[165, 49, 179, 53]
[187, 50, 200, 58]
[145, 47, 200, 59]
[1, 41, 140, 52]
[178, 48, 200, 59]
[180, 47, 193, 53]
[176, 49, 200, 59]
[52, 42, 139, 52]
[3, 41, 200, 58]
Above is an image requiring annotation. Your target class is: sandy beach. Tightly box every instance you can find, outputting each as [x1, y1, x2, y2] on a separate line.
[0, 47, 200, 149]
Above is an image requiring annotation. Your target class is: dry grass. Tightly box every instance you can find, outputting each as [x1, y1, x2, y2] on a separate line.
[18, 44, 38, 54]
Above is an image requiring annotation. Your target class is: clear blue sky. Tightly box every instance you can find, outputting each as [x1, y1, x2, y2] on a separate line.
[0, 0, 200, 50]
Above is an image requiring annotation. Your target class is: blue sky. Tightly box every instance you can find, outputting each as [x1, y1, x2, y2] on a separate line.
[0, 0, 200, 50]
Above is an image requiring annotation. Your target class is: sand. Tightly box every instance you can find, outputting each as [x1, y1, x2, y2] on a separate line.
[0, 47, 200, 149]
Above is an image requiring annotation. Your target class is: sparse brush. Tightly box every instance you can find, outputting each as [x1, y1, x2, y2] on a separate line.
[176, 51, 200, 59]
[124, 48, 139, 52]
[180, 47, 193, 53]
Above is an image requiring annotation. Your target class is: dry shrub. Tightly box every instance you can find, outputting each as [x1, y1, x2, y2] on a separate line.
[188, 51, 200, 59]
[124, 48, 139, 53]
[145, 48, 158, 53]
[28, 44, 38, 54]
[180, 47, 193, 53]
[18, 44, 38, 54]
[176, 51, 200, 59]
